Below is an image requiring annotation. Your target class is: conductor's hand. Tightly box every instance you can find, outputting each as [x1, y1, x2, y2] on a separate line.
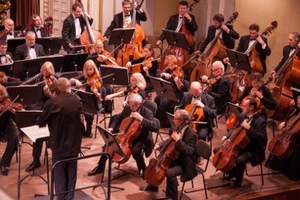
[131, 112, 143, 122]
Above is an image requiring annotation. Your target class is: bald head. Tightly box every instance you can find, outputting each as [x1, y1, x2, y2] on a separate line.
[190, 81, 202, 97]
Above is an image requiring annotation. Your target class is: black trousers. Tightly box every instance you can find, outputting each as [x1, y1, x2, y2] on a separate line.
[165, 165, 183, 200]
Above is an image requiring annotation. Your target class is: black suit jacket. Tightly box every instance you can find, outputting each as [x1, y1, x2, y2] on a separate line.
[110, 105, 160, 157]
[29, 27, 46, 38]
[226, 113, 267, 166]
[0, 52, 13, 65]
[104, 10, 147, 38]
[62, 14, 93, 50]
[0, 30, 20, 41]
[236, 35, 271, 75]
[200, 25, 239, 52]
[274, 45, 300, 73]
[14, 43, 45, 60]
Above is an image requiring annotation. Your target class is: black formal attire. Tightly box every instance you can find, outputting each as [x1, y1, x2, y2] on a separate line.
[103, 10, 147, 38]
[161, 125, 197, 199]
[236, 35, 271, 76]
[0, 98, 20, 173]
[178, 92, 217, 140]
[206, 76, 232, 115]
[274, 45, 300, 73]
[0, 52, 13, 65]
[200, 25, 239, 52]
[224, 113, 267, 186]
[29, 27, 46, 38]
[0, 30, 19, 41]
[62, 14, 93, 53]
[238, 85, 278, 120]
[14, 43, 45, 61]
[37, 92, 83, 200]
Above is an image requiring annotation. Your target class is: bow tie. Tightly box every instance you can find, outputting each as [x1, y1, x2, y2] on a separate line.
[179, 16, 184, 19]
[192, 95, 199, 99]
[250, 38, 256, 41]
[290, 46, 296, 50]
[28, 46, 35, 49]
[124, 14, 130, 17]
[6, 32, 12, 35]
[0, 54, 6, 57]
[36, 28, 41, 31]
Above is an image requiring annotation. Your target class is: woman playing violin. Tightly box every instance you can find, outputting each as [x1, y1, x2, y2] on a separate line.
[0, 84, 21, 176]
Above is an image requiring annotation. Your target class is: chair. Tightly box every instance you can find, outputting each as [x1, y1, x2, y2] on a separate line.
[245, 162, 264, 185]
[181, 139, 211, 199]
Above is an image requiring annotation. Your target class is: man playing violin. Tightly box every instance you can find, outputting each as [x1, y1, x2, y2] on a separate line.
[217, 98, 267, 188]
[88, 93, 159, 178]
[62, 2, 93, 54]
[141, 109, 197, 199]
[103, 0, 147, 42]
[236, 23, 271, 76]
[0, 84, 21, 176]
[201, 61, 231, 115]
[177, 81, 217, 141]
[156, 1, 198, 52]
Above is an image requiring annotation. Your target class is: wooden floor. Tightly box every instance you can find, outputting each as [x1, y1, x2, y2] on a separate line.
[1, 90, 300, 200]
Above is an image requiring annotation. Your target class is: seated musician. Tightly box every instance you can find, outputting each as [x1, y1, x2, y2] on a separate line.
[0, 40, 13, 65]
[88, 93, 160, 177]
[14, 31, 45, 61]
[267, 96, 300, 181]
[29, 14, 46, 38]
[141, 109, 197, 198]
[201, 61, 232, 115]
[177, 81, 217, 141]
[154, 54, 188, 128]
[0, 18, 20, 40]
[237, 72, 277, 121]
[70, 59, 106, 138]
[126, 44, 160, 95]
[215, 98, 267, 187]
[0, 84, 21, 176]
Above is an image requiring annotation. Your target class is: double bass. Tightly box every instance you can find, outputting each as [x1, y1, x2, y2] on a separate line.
[190, 12, 238, 82]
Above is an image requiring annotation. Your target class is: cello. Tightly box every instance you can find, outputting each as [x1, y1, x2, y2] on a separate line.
[190, 12, 238, 82]
[116, 0, 145, 72]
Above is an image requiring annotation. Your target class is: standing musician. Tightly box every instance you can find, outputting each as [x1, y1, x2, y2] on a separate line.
[156, 1, 198, 53]
[0, 85, 21, 176]
[267, 96, 300, 181]
[201, 61, 232, 115]
[237, 72, 277, 121]
[177, 81, 217, 141]
[126, 44, 160, 95]
[270, 32, 300, 79]
[216, 98, 267, 187]
[236, 23, 271, 76]
[154, 55, 188, 128]
[141, 109, 197, 199]
[199, 13, 239, 54]
[88, 93, 160, 178]
[14, 31, 45, 61]
[0, 18, 19, 40]
[62, 2, 93, 54]
[0, 40, 13, 65]
[70, 60, 106, 138]
[37, 77, 83, 200]
[29, 14, 46, 38]
[103, 0, 147, 42]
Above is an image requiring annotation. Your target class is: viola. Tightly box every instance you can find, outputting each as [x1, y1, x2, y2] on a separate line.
[97, 50, 118, 66]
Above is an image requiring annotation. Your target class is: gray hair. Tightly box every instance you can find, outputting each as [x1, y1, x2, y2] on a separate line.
[128, 93, 143, 104]
[175, 109, 190, 122]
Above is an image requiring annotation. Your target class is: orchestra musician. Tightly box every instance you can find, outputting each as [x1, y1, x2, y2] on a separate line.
[0, 40, 13, 65]
[29, 14, 46, 38]
[14, 31, 45, 61]
[0, 84, 21, 176]
[177, 81, 217, 141]
[0, 18, 20, 40]
[236, 23, 271, 76]
[103, 0, 147, 42]
[216, 98, 267, 188]
[156, 0, 198, 52]
[154, 54, 188, 128]
[201, 61, 232, 115]
[70, 60, 106, 138]
[270, 32, 300, 79]
[126, 44, 160, 95]
[37, 77, 83, 200]
[61, 2, 93, 54]
[267, 96, 300, 181]
[141, 109, 197, 199]
[88, 93, 160, 178]
[199, 13, 239, 54]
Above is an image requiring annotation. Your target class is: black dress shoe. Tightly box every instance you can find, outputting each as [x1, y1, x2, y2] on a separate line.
[234, 180, 242, 188]
[1, 166, 8, 176]
[88, 166, 103, 176]
[25, 160, 41, 172]
[222, 173, 235, 181]
[139, 184, 158, 192]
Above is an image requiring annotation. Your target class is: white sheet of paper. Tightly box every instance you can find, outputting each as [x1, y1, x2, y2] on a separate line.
[21, 125, 49, 142]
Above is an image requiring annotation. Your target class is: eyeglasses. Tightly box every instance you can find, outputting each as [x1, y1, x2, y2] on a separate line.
[211, 68, 220, 72]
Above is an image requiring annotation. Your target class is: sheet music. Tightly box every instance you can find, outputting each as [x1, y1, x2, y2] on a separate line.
[21, 125, 49, 142]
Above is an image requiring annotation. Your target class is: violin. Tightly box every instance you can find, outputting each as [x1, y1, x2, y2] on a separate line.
[0, 97, 23, 116]
[87, 73, 102, 93]
[0, 71, 20, 83]
[97, 50, 118, 66]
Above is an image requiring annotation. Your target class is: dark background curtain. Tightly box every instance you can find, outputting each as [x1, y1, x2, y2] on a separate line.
[14, 0, 39, 29]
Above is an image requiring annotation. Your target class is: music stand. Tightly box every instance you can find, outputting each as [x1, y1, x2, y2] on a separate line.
[62, 53, 88, 72]
[166, 112, 176, 130]
[6, 84, 42, 105]
[108, 28, 135, 46]
[149, 76, 178, 102]
[226, 48, 252, 73]
[12, 58, 44, 80]
[291, 87, 300, 105]
[162, 29, 189, 51]
[0, 63, 13, 76]
[36, 37, 63, 55]
[100, 65, 129, 86]
[226, 102, 242, 120]
[7, 38, 25, 57]
[55, 71, 81, 79]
